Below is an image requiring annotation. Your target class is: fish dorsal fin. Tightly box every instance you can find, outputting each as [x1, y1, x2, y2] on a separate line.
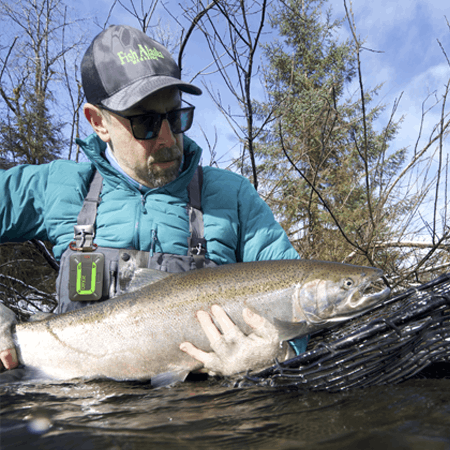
[125, 268, 173, 293]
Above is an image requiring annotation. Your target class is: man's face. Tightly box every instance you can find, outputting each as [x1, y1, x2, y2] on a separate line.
[104, 87, 184, 188]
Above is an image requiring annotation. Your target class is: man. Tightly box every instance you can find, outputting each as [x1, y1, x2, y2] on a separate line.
[0, 25, 307, 378]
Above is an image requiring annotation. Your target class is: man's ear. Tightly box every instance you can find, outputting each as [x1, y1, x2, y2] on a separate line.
[83, 103, 110, 142]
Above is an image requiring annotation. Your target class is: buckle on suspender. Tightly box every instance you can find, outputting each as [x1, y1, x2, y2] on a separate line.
[187, 237, 207, 256]
[69, 225, 98, 252]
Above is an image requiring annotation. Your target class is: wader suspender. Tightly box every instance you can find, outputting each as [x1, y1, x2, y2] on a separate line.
[70, 167, 206, 266]
[70, 170, 103, 252]
[186, 166, 207, 269]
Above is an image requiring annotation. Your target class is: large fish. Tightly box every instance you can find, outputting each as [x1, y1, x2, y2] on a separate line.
[12, 260, 390, 383]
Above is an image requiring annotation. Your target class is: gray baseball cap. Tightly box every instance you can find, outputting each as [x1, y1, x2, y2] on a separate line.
[81, 25, 202, 111]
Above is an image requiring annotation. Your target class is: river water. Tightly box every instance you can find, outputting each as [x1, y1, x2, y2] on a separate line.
[1, 375, 450, 450]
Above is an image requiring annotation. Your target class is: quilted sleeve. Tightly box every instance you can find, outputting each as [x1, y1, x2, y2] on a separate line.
[0, 164, 51, 242]
[236, 177, 300, 262]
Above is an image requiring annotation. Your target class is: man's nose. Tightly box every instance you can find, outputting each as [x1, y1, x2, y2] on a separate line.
[155, 118, 177, 145]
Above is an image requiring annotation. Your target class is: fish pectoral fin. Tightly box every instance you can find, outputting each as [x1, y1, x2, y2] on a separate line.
[151, 369, 191, 388]
[273, 318, 311, 341]
[126, 268, 173, 293]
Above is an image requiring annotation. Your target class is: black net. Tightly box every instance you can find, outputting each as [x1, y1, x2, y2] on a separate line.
[240, 272, 450, 391]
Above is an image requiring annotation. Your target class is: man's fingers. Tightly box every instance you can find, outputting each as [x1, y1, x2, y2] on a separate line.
[197, 305, 242, 344]
[210, 305, 237, 333]
[209, 305, 243, 343]
[196, 310, 222, 344]
[180, 342, 221, 376]
[0, 348, 18, 370]
[243, 308, 279, 340]
[180, 342, 211, 366]
[242, 308, 265, 329]
[182, 306, 285, 377]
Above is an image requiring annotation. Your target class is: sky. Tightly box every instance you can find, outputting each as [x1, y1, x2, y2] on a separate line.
[328, 0, 449, 237]
[77, 0, 450, 170]
[333, 1, 449, 150]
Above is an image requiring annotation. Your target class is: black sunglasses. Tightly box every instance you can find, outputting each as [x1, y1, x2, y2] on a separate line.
[98, 99, 195, 140]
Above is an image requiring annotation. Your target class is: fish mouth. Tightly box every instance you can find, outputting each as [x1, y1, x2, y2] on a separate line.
[321, 280, 391, 325]
[349, 279, 391, 309]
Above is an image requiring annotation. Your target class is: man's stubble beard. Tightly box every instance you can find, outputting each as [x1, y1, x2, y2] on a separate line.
[109, 139, 183, 189]
[141, 144, 183, 188]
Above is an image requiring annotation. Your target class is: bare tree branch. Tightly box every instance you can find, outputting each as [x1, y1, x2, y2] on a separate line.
[178, 0, 220, 71]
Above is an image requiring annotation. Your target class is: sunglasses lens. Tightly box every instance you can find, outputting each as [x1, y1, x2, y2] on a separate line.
[128, 106, 194, 140]
[132, 115, 158, 140]
[169, 108, 194, 134]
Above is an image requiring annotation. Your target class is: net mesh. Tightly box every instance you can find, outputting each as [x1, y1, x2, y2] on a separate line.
[239, 272, 450, 391]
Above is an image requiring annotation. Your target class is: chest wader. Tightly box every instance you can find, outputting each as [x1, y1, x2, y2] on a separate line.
[55, 167, 218, 314]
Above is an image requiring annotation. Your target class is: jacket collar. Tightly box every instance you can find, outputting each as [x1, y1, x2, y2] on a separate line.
[76, 133, 202, 196]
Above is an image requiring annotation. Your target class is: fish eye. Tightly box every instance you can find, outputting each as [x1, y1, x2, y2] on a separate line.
[343, 278, 354, 289]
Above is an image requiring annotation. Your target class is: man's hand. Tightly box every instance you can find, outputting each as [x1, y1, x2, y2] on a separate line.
[180, 305, 292, 376]
[0, 303, 19, 371]
[0, 348, 18, 370]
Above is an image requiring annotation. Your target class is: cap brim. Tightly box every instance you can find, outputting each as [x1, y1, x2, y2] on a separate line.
[101, 76, 202, 111]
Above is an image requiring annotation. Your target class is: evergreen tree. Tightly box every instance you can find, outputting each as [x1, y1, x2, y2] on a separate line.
[0, 89, 64, 165]
[253, 0, 406, 265]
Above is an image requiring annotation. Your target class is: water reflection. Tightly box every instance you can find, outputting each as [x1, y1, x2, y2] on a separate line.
[1, 378, 450, 449]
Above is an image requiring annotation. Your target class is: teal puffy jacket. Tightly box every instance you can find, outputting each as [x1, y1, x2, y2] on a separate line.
[1, 134, 299, 264]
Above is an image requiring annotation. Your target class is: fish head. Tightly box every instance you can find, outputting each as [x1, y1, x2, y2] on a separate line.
[293, 263, 390, 326]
